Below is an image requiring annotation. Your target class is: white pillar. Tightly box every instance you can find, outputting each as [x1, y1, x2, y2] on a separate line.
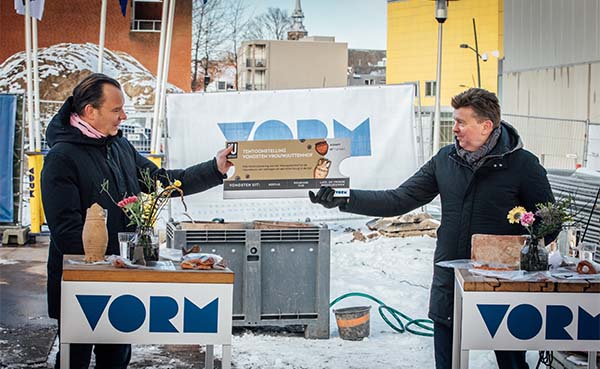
[154, 0, 176, 156]
[32, 18, 41, 152]
[432, 22, 443, 154]
[151, 0, 170, 154]
[24, 0, 34, 151]
[98, 0, 108, 73]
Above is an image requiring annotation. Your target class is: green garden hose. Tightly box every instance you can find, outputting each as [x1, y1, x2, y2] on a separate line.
[330, 292, 434, 337]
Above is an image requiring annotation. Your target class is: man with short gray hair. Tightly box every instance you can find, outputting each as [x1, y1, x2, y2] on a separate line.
[310, 88, 554, 369]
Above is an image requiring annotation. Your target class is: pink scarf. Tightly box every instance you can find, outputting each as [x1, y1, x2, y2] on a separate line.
[69, 113, 106, 139]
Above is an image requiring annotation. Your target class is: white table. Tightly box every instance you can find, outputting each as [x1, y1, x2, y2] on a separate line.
[453, 268, 599, 369]
[60, 255, 234, 369]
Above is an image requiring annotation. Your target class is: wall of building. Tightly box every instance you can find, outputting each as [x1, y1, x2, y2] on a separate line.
[501, 0, 600, 169]
[266, 40, 348, 90]
[0, 0, 192, 91]
[387, 0, 503, 107]
[503, 0, 600, 73]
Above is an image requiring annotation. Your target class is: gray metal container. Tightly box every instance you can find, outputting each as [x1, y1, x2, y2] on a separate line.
[166, 220, 330, 339]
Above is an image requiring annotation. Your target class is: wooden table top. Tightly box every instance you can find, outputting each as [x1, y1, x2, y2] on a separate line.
[62, 255, 234, 284]
[456, 269, 600, 293]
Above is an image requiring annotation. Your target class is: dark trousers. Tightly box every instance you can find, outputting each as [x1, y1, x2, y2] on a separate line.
[434, 321, 529, 369]
[54, 325, 131, 369]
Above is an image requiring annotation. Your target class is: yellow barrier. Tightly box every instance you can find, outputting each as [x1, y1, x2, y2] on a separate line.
[27, 153, 45, 234]
[148, 154, 162, 168]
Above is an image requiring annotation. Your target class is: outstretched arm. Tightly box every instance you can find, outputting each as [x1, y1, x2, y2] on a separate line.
[342, 158, 439, 217]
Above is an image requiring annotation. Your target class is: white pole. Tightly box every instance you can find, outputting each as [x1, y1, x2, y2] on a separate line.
[98, 0, 107, 72]
[432, 0, 447, 155]
[24, 0, 34, 152]
[32, 18, 41, 152]
[155, 0, 176, 156]
[432, 22, 443, 154]
[151, 0, 170, 154]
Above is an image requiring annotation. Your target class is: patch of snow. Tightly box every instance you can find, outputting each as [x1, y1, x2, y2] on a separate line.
[0, 42, 182, 109]
[0, 258, 18, 265]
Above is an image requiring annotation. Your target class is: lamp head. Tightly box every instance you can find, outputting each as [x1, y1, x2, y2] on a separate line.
[435, 0, 448, 23]
[459, 44, 469, 49]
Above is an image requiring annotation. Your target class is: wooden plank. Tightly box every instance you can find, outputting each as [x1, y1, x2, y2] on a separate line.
[555, 279, 591, 293]
[62, 255, 234, 284]
[458, 268, 600, 293]
[458, 269, 499, 291]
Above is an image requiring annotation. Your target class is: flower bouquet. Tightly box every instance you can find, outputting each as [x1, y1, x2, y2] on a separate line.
[507, 197, 572, 271]
[101, 169, 186, 265]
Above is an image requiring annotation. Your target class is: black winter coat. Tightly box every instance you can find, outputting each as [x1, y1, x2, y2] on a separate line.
[340, 122, 554, 325]
[41, 97, 225, 319]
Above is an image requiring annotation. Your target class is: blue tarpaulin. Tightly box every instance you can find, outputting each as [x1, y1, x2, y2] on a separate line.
[0, 95, 17, 223]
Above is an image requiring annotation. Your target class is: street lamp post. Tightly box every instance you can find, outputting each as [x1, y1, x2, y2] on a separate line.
[459, 18, 485, 88]
[432, 0, 447, 154]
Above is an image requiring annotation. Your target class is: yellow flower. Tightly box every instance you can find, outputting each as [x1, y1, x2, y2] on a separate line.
[173, 180, 182, 188]
[507, 206, 527, 224]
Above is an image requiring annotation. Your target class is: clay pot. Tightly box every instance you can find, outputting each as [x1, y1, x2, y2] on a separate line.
[82, 203, 108, 262]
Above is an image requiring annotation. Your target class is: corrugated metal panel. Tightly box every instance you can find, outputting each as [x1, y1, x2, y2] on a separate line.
[502, 64, 590, 119]
[504, 0, 600, 72]
[548, 171, 600, 245]
[591, 63, 600, 123]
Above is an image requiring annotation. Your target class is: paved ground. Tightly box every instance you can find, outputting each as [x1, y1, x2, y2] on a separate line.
[0, 239, 56, 368]
[0, 238, 224, 369]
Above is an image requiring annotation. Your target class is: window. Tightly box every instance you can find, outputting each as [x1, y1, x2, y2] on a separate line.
[425, 81, 436, 97]
[131, 0, 162, 32]
[218, 81, 226, 90]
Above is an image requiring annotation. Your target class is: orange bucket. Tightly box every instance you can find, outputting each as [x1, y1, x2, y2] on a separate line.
[333, 306, 371, 341]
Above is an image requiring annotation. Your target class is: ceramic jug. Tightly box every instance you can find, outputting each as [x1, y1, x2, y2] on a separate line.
[82, 203, 108, 262]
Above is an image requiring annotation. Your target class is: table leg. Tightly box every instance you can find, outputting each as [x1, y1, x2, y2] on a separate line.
[222, 344, 232, 369]
[60, 342, 69, 369]
[205, 344, 214, 369]
[452, 274, 468, 369]
[588, 351, 597, 369]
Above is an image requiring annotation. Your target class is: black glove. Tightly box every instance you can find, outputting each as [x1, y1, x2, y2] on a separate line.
[308, 186, 348, 209]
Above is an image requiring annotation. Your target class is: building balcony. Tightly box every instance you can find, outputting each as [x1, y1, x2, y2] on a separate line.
[245, 83, 266, 91]
[245, 58, 267, 68]
[131, 19, 161, 32]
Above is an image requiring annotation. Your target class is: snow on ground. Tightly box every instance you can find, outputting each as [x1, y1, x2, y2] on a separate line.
[224, 218, 500, 369]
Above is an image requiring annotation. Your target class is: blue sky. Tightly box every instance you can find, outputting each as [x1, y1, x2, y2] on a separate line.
[248, 0, 387, 50]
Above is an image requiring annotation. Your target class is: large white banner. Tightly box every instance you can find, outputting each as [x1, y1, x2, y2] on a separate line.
[166, 85, 417, 221]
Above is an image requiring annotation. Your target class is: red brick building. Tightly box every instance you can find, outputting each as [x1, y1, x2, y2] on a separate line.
[0, 0, 192, 91]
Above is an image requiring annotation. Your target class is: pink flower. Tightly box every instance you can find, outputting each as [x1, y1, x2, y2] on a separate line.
[117, 195, 138, 208]
[520, 212, 535, 226]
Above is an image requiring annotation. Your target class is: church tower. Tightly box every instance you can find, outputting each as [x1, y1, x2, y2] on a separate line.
[287, 0, 308, 40]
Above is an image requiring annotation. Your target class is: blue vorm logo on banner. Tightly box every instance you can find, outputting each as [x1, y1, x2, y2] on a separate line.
[217, 118, 372, 157]
[477, 304, 599, 340]
[76, 294, 219, 333]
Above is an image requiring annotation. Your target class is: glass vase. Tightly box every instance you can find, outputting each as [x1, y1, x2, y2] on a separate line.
[519, 236, 548, 272]
[131, 226, 159, 266]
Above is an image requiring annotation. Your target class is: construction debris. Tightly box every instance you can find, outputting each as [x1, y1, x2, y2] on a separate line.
[366, 212, 439, 238]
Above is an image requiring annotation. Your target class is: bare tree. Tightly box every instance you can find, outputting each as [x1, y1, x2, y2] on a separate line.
[192, 0, 228, 91]
[226, 0, 251, 90]
[245, 7, 291, 41]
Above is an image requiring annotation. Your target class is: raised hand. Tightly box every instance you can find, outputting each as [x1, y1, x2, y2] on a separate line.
[216, 145, 234, 175]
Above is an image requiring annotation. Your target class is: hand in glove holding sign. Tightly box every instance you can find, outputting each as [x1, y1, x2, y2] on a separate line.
[308, 186, 348, 209]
